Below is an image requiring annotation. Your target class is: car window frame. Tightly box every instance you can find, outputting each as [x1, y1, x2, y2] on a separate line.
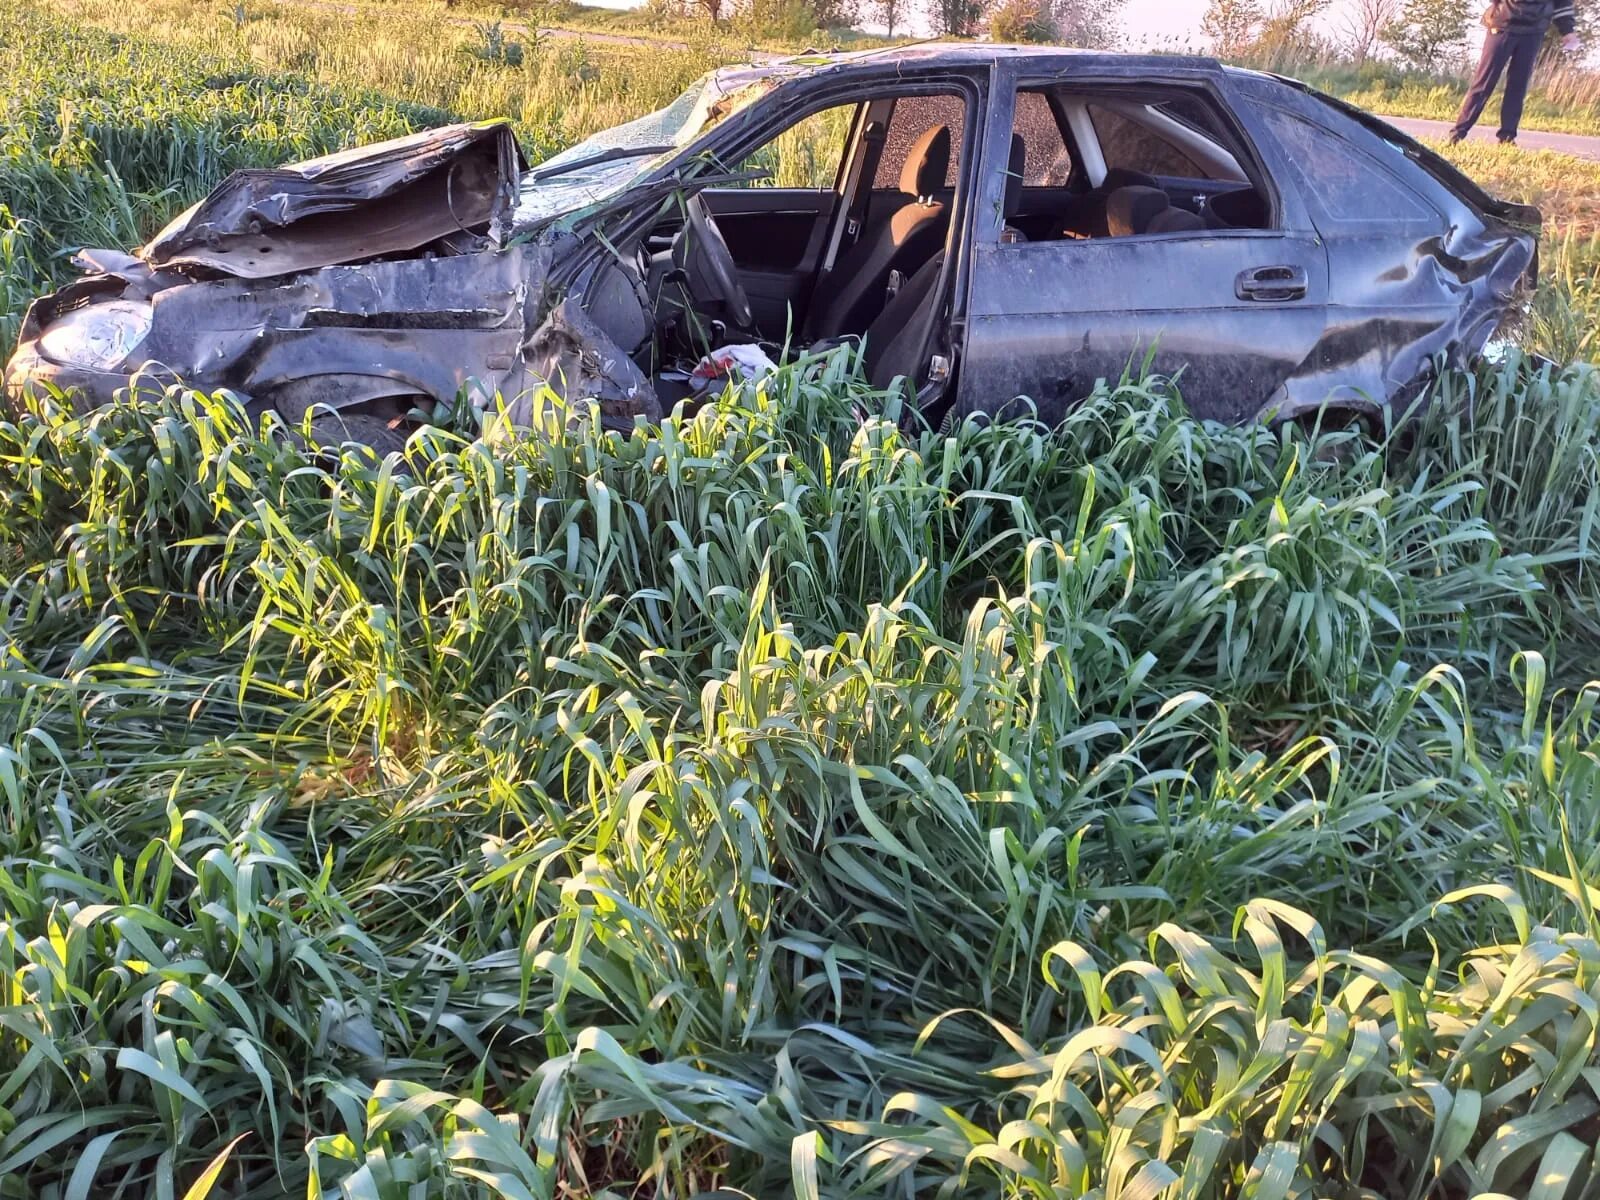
[993, 74, 1285, 244]
[1008, 87, 1081, 190]
[718, 99, 866, 192]
[684, 67, 989, 398]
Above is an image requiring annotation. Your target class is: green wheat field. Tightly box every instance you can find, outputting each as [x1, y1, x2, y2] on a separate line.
[5, 1, 1600, 1197]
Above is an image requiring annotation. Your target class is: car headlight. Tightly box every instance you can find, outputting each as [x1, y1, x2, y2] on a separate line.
[37, 299, 153, 371]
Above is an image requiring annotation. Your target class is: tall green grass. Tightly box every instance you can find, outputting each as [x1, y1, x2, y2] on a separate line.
[0, 4, 438, 343]
[3, 346, 1600, 1196]
[5, 3, 1600, 1195]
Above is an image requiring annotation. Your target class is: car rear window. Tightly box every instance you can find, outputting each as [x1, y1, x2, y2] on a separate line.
[1257, 105, 1436, 226]
[1013, 90, 1074, 186]
[873, 93, 965, 190]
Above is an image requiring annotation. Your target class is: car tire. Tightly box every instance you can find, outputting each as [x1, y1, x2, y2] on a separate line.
[304, 411, 412, 457]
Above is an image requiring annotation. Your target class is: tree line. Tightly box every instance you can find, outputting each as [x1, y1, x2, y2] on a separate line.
[650, 0, 1124, 41]
[650, 0, 1593, 70]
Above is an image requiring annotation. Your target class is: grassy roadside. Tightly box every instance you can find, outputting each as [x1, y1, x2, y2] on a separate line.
[1281, 57, 1600, 139]
[1439, 139, 1600, 234]
[63, 0, 1600, 137]
[530, 0, 894, 49]
[343, 0, 1600, 137]
[5, 2, 1600, 1197]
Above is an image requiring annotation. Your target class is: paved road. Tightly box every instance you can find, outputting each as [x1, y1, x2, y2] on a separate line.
[1381, 114, 1600, 161]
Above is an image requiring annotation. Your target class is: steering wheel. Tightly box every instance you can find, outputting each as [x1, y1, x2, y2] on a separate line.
[682, 194, 753, 329]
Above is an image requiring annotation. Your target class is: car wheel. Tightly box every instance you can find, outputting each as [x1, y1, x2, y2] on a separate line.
[305, 411, 412, 457]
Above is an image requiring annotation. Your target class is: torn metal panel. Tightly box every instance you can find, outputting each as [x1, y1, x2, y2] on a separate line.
[6, 245, 550, 419]
[142, 122, 524, 278]
[514, 298, 661, 432]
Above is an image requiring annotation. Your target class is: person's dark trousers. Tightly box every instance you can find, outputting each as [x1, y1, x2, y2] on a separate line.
[1451, 28, 1546, 142]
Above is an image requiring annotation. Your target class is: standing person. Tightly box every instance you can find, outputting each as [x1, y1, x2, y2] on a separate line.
[1449, 1, 1581, 145]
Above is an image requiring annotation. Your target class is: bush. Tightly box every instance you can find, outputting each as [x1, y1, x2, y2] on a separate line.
[737, 0, 829, 43]
[989, 0, 1058, 42]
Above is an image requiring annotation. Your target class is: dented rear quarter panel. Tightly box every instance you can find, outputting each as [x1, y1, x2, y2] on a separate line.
[1226, 72, 1538, 421]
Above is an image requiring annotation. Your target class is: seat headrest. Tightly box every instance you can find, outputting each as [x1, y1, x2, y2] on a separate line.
[1005, 133, 1026, 220]
[1147, 207, 1205, 235]
[900, 125, 952, 198]
[1106, 185, 1171, 238]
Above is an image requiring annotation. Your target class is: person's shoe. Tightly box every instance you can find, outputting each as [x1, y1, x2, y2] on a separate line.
[1446, 131, 1466, 145]
[1497, 134, 1518, 146]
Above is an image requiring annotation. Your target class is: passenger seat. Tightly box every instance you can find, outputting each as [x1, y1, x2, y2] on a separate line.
[863, 252, 943, 388]
[865, 136, 1027, 387]
[1148, 208, 1205, 234]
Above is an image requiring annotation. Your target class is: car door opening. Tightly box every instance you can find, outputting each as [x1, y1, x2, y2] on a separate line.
[567, 85, 976, 412]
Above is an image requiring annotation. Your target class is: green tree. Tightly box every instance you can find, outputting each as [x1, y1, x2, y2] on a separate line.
[1335, 0, 1400, 63]
[1255, 0, 1330, 58]
[1201, 0, 1263, 57]
[991, 0, 1057, 40]
[863, 0, 908, 36]
[1380, 0, 1473, 72]
[927, 0, 989, 36]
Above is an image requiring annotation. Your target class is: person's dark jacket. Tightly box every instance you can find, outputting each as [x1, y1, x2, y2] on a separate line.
[1482, 0, 1578, 36]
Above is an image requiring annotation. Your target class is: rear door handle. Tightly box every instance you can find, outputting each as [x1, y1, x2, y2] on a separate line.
[1236, 265, 1308, 302]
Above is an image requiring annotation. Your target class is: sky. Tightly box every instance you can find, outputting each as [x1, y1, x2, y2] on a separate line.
[581, 0, 1428, 49]
[1120, 0, 1217, 50]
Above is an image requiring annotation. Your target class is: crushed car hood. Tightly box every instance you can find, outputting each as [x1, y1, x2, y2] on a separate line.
[141, 121, 525, 278]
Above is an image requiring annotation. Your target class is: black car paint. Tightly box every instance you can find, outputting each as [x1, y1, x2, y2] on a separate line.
[946, 57, 1537, 426]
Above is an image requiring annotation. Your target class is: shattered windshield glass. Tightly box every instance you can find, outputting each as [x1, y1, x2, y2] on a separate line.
[511, 69, 778, 228]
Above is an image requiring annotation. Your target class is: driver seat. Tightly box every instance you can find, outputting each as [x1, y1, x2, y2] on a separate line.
[804, 125, 952, 339]
[863, 135, 1027, 389]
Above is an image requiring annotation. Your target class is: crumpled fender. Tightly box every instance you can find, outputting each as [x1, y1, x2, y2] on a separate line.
[6, 245, 549, 416]
[508, 298, 662, 432]
[6, 239, 668, 434]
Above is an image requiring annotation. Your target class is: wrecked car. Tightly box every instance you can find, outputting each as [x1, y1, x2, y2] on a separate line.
[4, 46, 1542, 444]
